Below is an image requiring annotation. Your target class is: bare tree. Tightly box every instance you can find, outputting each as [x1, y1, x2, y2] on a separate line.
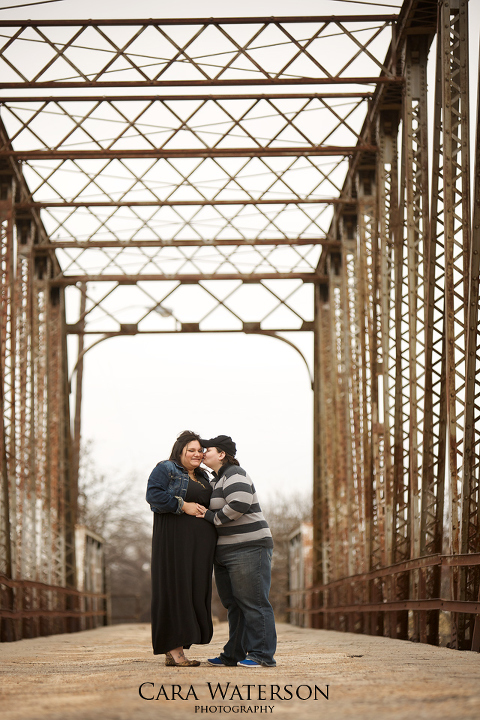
[78, 443, 151, 622]
[262, 492, 312, 621]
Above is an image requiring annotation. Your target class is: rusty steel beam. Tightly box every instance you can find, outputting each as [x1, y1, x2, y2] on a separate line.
[49, 272, 326, 285]
[313, 283, 334, 617]
[376, 107, 399, 578]
[402, 33, 430, 643]
[341, 217, 365, 585]
[299, 553, 480, 592]
[0, 16, 398, 27]
[20, 198, 355, 208]
[34, 238, 338, 249]
[0, 93, 374, 102]
[463, 41, 480, 555]
[65, 325, 315, 335]
[312, 283, 325, 628]
[381, 83, 410, 642]
[461, 0, 480, 649]
[338, 226, 356, 591]
[0, 16, 399, 92]
[0, 79, 401, 89]
[0, 175, 20, 641]
[438, 0, 471, 650]
[1, 608, 106, 619]
[0, 183, 15, 620]
[0, 571, 108, 593]
[71, 284, 86, 513]
[420, 13, 446, 648]
[356, 173, 380, 636]
[3, 147, 376, 160]
[293, 599, 480, 614]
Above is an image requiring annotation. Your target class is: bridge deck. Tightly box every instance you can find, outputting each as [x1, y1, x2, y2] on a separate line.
[1, 622, 479, 720]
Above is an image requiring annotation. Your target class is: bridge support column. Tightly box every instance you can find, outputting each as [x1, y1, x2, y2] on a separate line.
[0, 169, 16, 640]
[436, 0, 471, 650]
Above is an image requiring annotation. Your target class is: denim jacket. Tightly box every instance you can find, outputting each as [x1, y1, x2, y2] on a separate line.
[146, 459, 209, 515]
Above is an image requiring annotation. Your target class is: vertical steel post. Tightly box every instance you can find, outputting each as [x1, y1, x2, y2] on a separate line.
[72, 283, 86, 496]
[422, 7, 448, 647]
[391, 91, 410, 641]
[313, 281, 332, 629]
[376, 106, 401, 637]
[439, 0, 471, 649]
[461, 7, 480, 648]
[341, 209, 368, 631]
[60, 285, 77, 593]
[0, 173, 15, 641]
[403, 34, 430, 641]
[312, 283, 323, 629]
[339, 214, 358, 618]
[315, 277, 339, 629]
[16, 214, 37, 636]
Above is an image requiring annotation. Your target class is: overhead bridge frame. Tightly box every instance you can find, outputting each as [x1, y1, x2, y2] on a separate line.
[0, 1, 479, 650]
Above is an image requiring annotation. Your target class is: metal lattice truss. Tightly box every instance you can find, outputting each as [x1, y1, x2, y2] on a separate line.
[0, 15, 396, 87]
[0, 15, 399, 339]
[1, 2, 480, 649]
[313, 0, 480, 650]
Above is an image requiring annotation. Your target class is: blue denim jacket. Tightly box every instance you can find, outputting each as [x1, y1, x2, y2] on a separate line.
[146, 459, 209, 515]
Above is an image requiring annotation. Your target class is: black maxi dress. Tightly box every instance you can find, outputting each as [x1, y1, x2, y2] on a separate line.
[151, 476, 217, 654]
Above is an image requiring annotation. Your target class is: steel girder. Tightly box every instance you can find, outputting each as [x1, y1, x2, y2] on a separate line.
[311, 0, 480, 651]
[0, 168, 78, 639]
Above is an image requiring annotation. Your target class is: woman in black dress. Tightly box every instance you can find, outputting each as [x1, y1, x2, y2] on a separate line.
[146, 430, 217, 666]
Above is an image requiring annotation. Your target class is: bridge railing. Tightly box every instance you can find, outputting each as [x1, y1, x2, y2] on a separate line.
[287, 553, 480, 652]
[0, 575, 108, 642]
[0, 526, 108, 642]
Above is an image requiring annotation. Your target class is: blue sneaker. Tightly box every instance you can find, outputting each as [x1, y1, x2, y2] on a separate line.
[237, 659, 262, 668]
[207, 657, 226, 666]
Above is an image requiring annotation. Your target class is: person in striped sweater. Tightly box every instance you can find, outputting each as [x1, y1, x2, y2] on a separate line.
[195, 435, 277, 668]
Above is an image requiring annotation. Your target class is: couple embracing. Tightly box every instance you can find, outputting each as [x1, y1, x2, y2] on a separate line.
[145, 430, 277, 668]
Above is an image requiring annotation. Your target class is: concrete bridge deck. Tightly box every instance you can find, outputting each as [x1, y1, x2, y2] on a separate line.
[1, 622, 479, 720]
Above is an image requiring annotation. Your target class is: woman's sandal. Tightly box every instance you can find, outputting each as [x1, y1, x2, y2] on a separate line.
[165, 651, 200, 667]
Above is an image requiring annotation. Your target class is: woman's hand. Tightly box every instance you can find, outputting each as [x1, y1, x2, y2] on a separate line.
[195, 504, 207, 518]
[182, 501, 200, 516]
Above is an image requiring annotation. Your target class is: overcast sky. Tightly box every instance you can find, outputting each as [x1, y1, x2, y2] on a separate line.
[2, 0, 479, 519]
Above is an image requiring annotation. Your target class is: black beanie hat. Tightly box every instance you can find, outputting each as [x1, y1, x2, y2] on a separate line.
[200, 435, 236, 457]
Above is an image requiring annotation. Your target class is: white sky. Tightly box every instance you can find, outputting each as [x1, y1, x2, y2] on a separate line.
[1, 0, 479, 518]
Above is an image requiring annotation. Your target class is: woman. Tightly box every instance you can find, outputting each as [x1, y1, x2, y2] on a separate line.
[196, 434, 277, 668]
[146, 430, 216, 666]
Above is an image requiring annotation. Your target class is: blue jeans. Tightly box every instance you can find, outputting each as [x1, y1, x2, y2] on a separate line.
[214, 544, 277, 666]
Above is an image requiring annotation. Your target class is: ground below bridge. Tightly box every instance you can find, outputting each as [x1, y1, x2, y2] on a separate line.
[1, 622, 479, 720]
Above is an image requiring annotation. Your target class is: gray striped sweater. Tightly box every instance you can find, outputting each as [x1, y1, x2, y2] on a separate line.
[204, 464, 273, 548]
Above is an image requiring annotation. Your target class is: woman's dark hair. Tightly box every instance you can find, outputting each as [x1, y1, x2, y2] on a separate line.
[218, 449, 240, 467]
[170, 430, 202, 466]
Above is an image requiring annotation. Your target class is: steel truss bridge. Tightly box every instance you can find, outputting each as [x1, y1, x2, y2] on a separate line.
[0, 0, 479, 649]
